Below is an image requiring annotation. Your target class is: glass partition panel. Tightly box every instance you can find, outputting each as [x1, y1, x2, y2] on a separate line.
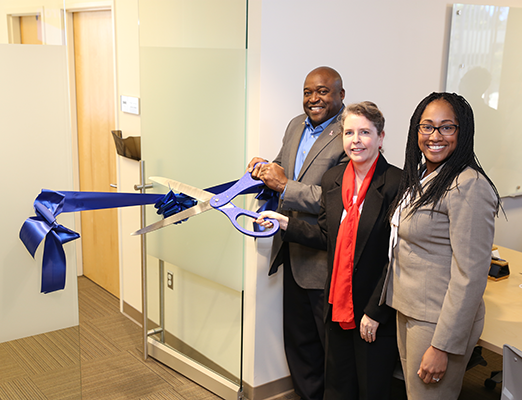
[447, 4, 522, 197]
[139, 0, 247, 388]
[0, 2, 81, 398]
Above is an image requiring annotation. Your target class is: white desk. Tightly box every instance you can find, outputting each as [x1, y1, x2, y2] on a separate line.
[478, 245, 522, 354]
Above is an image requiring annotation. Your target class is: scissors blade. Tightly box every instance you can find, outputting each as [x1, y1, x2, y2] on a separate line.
[149, 176, 213, 202]
[132, 201, 212, 236]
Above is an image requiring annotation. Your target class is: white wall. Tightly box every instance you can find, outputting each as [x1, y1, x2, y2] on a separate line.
[251, 0, 522, 250]
[252, 0, 520, 168]
[245, 0, 522, 388]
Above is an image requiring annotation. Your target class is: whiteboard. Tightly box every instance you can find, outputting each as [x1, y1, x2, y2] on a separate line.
[446, 4, 522, 198]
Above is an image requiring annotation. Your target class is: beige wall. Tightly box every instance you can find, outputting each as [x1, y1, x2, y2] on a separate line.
[113, 0, 142, 316]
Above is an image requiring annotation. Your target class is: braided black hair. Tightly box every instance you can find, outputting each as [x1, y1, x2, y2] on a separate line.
[390, 92, 501, 217]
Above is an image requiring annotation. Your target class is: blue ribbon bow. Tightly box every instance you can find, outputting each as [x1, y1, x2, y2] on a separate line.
[20, 190, 165, 293]
[154, 191, 197, 220]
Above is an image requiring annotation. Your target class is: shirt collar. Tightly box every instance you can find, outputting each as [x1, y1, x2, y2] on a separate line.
[304, 105, 345, 134]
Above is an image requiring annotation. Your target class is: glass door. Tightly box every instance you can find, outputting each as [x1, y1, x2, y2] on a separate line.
[138, 1, 248, 398]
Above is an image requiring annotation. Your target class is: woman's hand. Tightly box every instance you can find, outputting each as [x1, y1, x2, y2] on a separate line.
[255, 211, 288, 231]
[417, 346, 448, 384]
[359, 314, 379, 343]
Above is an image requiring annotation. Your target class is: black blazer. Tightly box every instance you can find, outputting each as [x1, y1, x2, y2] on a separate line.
[283, 155, 401, 336]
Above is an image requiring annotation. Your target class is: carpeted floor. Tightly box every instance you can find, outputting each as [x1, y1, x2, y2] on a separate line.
[0, 328, 81, 399]
[0, 276, 504, 399]
[77, 276, 220, 400]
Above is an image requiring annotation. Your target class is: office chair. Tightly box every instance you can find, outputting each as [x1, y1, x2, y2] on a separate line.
[501, 344, 522, 400]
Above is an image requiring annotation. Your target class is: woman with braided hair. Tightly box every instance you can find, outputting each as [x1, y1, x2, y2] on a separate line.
[381, 92, 501, 399]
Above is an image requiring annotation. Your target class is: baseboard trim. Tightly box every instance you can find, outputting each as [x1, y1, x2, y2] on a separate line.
[242, 375, 294, 400]
[122, 301, 142, 326]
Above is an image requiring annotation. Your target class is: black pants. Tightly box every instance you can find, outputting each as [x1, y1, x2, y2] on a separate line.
[283, 253, 325, 400]
[324, 312, 398, 400]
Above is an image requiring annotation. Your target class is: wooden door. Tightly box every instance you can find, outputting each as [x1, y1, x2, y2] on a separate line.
[20, 15, 42, 44]
[73, 10, 119, 297]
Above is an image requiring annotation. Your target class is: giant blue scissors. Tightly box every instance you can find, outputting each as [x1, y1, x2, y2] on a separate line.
[132, 170, 280, 238]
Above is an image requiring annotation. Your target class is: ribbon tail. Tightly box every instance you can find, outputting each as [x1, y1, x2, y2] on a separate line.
[41, 231, 67, 293]
[40, 224, 80, 294]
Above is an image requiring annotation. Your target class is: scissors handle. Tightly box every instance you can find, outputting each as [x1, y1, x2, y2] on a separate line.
[216, 205, 279, 238]
[211, 170, 265, 208]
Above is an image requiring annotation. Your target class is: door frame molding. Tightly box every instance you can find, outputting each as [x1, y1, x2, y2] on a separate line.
[6, 7, 46, 44]
[64, 1, 119, 280]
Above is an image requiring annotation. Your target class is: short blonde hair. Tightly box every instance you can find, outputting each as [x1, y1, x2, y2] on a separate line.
[341, 101, 385, 134]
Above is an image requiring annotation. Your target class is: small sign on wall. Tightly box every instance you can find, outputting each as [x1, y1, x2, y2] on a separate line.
[120, 95, 140, 115]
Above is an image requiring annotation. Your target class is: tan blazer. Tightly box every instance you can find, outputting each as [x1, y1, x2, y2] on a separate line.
[382, 166, 497, 355]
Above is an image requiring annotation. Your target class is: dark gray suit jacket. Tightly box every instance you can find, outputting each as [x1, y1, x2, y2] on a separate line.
[269, 112, 348, 289]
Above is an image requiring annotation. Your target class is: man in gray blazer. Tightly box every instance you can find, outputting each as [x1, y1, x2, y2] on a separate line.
[248, 66, 348, 400]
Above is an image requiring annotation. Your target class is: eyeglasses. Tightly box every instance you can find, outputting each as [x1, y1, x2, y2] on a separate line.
[417, 124, 458, 136]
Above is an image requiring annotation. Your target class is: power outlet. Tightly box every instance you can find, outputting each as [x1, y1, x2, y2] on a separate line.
[167, 271, 173, 290]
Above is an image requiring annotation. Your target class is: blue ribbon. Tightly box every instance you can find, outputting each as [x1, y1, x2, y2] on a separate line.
[20, 182, 279, 294]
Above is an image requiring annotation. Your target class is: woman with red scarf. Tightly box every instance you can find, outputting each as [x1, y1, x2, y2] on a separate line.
[258, 102, 401, 400]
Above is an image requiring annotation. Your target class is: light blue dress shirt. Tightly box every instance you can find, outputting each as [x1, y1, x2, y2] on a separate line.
[293, 112, 341, 180]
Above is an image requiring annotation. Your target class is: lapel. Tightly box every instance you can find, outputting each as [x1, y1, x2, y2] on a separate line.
[286, 119, 306, 179]
[421, 164, 440, 188]
[353, 155, 388, 268]
[297, 114, 341, 181]
[327, 165, 346, 247]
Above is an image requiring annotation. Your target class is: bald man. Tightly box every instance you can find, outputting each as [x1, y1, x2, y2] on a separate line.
[248, 67, 348, 400]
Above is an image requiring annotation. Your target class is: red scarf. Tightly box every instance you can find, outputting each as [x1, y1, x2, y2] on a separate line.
[329, 156, 379, 329]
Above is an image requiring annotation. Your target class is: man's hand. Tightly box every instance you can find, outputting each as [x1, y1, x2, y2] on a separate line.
[247, 157, 268, 173]
[247, 158, 288, 193]
[417, 346, 448, 384]
[253, 163, 288, 193]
